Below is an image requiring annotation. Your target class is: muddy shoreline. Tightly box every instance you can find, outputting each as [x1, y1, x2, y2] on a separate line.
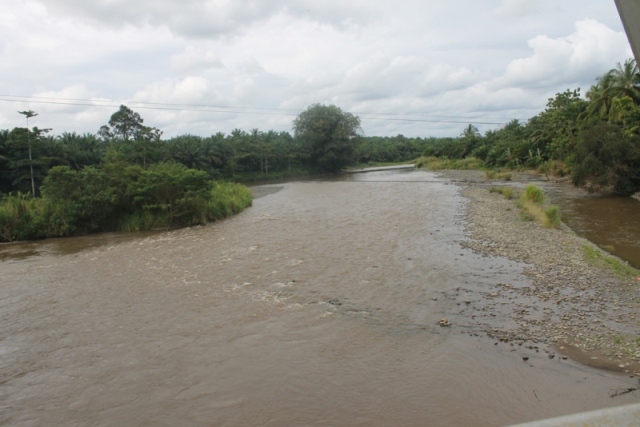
[438, 169, 640, 375]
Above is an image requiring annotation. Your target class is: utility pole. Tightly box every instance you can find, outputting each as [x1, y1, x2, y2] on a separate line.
[18, 110, 38, 197]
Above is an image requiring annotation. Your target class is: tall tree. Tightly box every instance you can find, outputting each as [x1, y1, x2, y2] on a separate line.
[100, 105, 144, 141]
[293, 104, 361, 172]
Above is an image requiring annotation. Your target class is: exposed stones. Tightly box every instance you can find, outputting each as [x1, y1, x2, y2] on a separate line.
[439, 169, 640, 371]
[439, 318, 452, 327]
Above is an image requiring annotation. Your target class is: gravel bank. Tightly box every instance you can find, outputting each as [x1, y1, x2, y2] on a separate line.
[438, 169, 640, 375]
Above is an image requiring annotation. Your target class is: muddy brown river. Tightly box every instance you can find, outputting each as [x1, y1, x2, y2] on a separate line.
[1, 169, 637, 426]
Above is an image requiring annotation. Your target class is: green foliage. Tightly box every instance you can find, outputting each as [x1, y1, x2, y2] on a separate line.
[208, 182, 253, 220]
[571, 124, 640, 195]
[532, 89, 587, 160]
[415, 156, 485, 170]
[131, 162, 212, 228]
[489, 187, 515, 199]
[1, 161, 253, 242]
[99, 105, 159, 142]
[512, 185, 560, 228]
[293, 104, 361, 172]
[544, 205, 561, 228]
[583, 245, 639, 277]
[517, 185, 546, 225]
[355, 134, 433, 164]
[3, 126, 58, 196]
[523, 184, 545, 204]
[486, 170, 512, 181]
[3, 59, 640, 199]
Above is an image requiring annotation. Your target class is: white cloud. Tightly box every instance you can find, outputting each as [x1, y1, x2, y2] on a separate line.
[492, 19, 631, 91]
[170, 46, 224, 74]
[38, 0, 375, 38]
[0, 1, 632, 137]
[494, 0, 542, 19]
[133, 77, 216, 104]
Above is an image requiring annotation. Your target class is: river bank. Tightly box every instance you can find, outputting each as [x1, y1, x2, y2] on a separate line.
[437, 169, 640, 374]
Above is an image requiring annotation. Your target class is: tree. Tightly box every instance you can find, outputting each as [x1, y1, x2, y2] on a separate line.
[293, 104, 361, 172]
[606, 58, 640, 104]
[5, 126, 53, 195]
[59, 132, 105, 170]
[529, 89, 586, 160]
[583, 59, 640, 120]
[459, 124, 481, 157]
[131, 162, 212, 227]
[572, 123, 640, 195]
[100, 105, 144, 141]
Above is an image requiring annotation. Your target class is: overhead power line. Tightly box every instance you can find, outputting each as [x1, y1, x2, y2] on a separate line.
[0, 94, 514, 125]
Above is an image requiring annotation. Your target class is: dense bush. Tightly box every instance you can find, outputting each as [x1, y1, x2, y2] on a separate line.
[0, 162, 253, 242]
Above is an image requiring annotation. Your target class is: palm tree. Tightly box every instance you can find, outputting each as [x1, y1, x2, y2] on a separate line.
[172, 136, 208, 170]
[584, 58, 640, 119]
[461, 124, 480, 139]
[608, 58, 640, 102]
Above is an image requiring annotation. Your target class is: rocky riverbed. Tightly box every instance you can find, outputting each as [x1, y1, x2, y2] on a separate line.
[438, 169, 640, 375]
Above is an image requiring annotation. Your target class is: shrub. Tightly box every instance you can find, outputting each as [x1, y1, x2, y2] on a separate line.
[486, 170, 511, 181]
[544, 205, 561, 228]
[1, 163, 254, 241]
[489, 187, 515, 199]
[516, 186, 561, 228]
[523, 184, 545, 204]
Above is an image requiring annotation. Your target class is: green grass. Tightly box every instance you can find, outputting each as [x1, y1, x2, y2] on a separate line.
[523, 184, 545, 204]
[512, 184, 561, 228]
[486, 170, 512, 181]
[488, 185, 561, 228]
[583, 245, 640, 277]
[544, 205, 561, 228]
[489, 187, 516, 199]
[415, 156, 485, 170]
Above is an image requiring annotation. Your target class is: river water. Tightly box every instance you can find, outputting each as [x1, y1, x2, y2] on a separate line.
[1, 169, 637, 426]
[549, 190, 640, 269]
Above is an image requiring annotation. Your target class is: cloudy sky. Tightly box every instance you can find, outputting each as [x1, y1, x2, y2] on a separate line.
[0, 0, 633, 138]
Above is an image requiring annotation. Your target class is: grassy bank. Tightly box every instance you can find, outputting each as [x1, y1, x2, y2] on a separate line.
[414, 156, 485, 170]
[490, 184, 561, 228]
[0, 163, 253, 242]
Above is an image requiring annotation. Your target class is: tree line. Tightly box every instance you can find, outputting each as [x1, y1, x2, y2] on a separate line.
[1, 58, 639, 202]
[1, 104, 374, 198]
[419, 59, 640, 195]
[0, 104, 368, 241]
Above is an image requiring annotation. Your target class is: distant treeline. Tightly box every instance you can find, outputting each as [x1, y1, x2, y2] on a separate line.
[418, 59, 640, 195]
[0, 111, 435, 198]
[1, 59, 639, 203]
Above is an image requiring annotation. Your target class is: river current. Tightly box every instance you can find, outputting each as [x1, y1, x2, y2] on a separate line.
[0, 169, 636, 426]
